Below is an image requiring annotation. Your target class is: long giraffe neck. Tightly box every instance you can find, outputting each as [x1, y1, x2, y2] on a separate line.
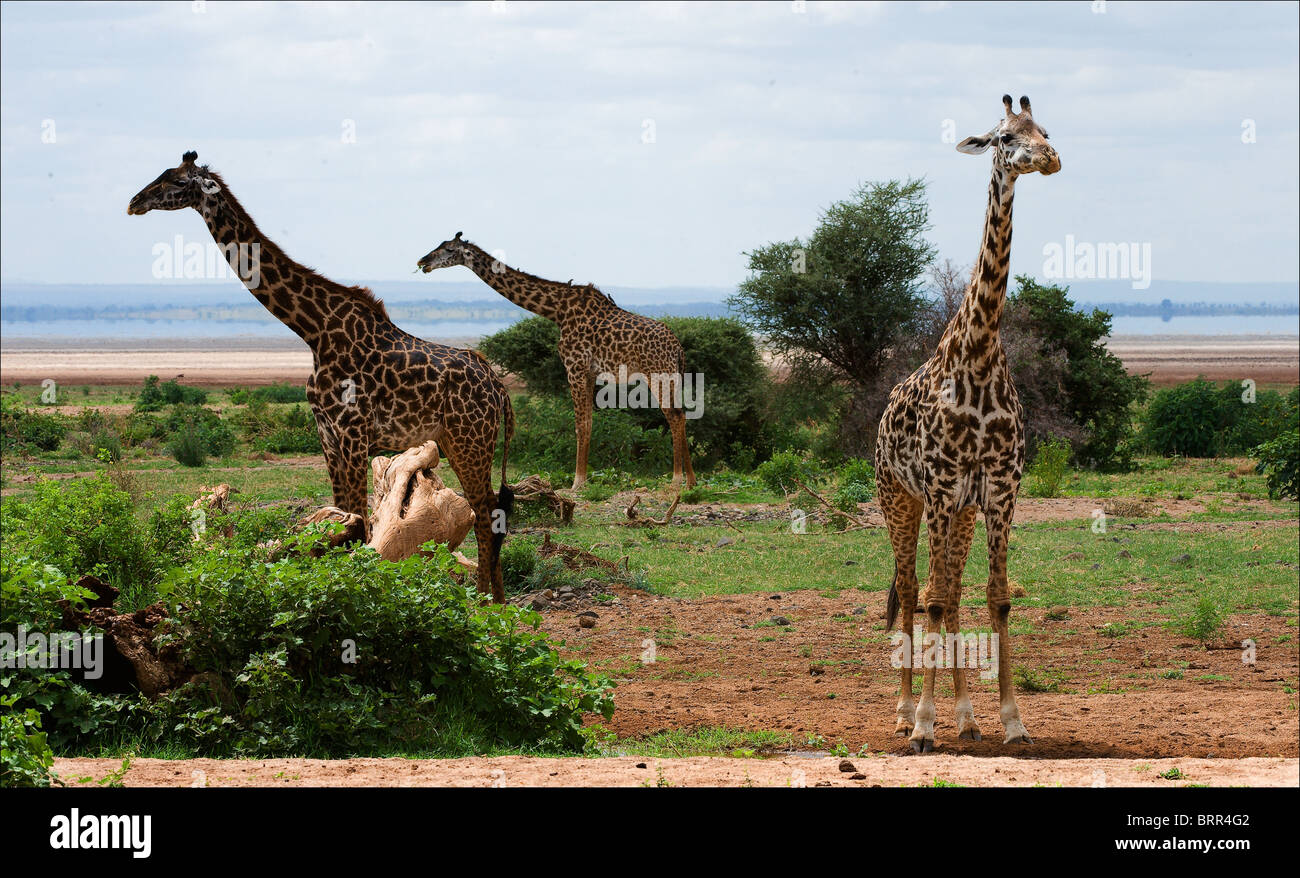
[458, 243, 586, 324]
[195, 176, 386, 347]
[943, 159, 1017, 372]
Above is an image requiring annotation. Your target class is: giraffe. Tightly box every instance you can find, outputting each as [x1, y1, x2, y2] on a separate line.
[128, 152, 516, 602]
[874, 96, 1060, 753]
[417, 233, 696, 490]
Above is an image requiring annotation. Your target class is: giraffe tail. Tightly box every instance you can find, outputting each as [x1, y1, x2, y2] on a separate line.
[492, 394, 515, 558]
[885, 570, 901, 632]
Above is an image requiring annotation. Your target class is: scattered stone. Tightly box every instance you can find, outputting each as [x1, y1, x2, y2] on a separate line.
[636, 763, 647, 769]
[838, 759, 856, 773]
[770, 616, 791, 626]
[715, 537, 733, 548]
[578, 616, 597, 629]
[770, 594, 782, 600]
[851, 773, 867, 780]
[844, 560, 857, 566]
[1172, 553, 1192, 564]
[851, 607, 866, 615]
[1045, 606, 1070, 621]
[1090, 563, 1101, 570]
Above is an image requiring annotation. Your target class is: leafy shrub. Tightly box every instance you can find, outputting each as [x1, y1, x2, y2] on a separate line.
[1008, 277, 1149, 469]
[500, 536, 540, 593]
[508, 395, 671, 476]
[230, 383, 308, 405]
[153, 538, 613, 754]
[478, 317, 568, 396]
[481, 316, 769, 468]
[1176, 596, 1225, 644]
[1255, 428, 1299, 501]
[833, 458, 876, 507]
[0, 395, 67, 453]
[1025, 436, 1072, 498]
[756, 450, 825, 496]
[1143, 378, 1298, 458]
[236, 399, 321, 454]
[163, 404, 236, 464]
[0, 474, 189, 609]
[0, 699, 57, 788]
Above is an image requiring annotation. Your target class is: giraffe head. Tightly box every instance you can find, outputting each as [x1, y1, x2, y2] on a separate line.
[416, 231, 472, 273]
[957, 95, 1060, 176]
[127, 150, 217, 214]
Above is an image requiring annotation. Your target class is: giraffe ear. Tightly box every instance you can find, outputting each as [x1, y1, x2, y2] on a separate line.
[956, 133, 994, 155]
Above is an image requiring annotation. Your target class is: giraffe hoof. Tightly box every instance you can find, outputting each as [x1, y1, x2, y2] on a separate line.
[1003, 733, 1033, 745]
[909, 737, 935, 754]
[958, 728, 983, 742]
[895, 723, 913, 737]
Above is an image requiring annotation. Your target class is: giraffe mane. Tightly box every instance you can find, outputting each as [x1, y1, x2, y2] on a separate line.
[201, 167, 390, 321]
[459, 237, 617, 307]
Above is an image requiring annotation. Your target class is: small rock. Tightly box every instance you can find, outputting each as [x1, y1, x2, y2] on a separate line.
[636, 762, 647, 769]
[1172, 553, 1191, 564]
[530, 596, 551, 610]
[1118, 550, 1132, 559]
[770, 616, 791, 626]
[578, 610, 599, 618]
[578, 616, 596, 629]
[1090, 563, 1101, 570]
[851, 773, 867, 780]
[770, 594, 782, 600]
[838, 759, 856, 773]
[715, 537, 733, 548]
[844, 560, 857, 566]
[851, 607, 866, 616]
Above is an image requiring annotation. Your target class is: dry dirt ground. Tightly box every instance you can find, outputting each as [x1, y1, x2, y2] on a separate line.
[52, 754, 1297, 788]
[51, 575, 1300, 788]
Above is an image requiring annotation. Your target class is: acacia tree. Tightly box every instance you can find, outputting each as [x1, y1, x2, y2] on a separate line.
[730, 178, 935, 454]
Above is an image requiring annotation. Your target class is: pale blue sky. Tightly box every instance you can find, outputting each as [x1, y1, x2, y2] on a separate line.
[1, 0, 1297, 291]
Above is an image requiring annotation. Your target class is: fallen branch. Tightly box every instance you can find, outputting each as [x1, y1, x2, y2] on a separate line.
[789, 476, 874, 529]
[624, 492, 680, 526]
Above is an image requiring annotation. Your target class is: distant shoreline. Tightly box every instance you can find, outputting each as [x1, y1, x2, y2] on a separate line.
[1, 334, 1295, 389]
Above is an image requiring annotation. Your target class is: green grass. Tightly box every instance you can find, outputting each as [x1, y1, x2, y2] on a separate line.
[600, 726, 796, 758]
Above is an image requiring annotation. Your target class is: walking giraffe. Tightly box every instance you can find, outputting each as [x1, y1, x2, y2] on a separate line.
[417, 233, 696, 490]
[875, 96, 1061, 752]
[128, 152, 515, 601]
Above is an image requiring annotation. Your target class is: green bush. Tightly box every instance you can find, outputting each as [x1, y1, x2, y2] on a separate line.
[480, 315, 770, 468]
[155, 537, 614, 754]
[0, 699, 57, 788]
[832, 457, 876, 510]
[1255, 428, 1299, 501]
[1008, 278, 1150, 469]
[230, 382, 309, 405]
[1143, 379, 1298, 458]
[756, 450, 825, 496]
[1176, 595, 1225, 644]
[500, 536, 540, 593]
[1025, 436, 1072, 498]
[0, 474, 190, 609]
[508, 394, 672, 476]
[236, 400, 322, 454]
[163, 404, 236, 464]
[0, 395, 67, 453]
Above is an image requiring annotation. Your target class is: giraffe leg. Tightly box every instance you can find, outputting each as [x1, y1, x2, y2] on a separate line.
[877, 465, 922, 737]
[947, 506, 982, 742]
[569, 374, 594, 491]
[441, 430, 504, 603]
[324, 431, 370, 539]
[662, 406, 695, 488]
[911, 498, 956, 754]
[983, 502, 1031, 745]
